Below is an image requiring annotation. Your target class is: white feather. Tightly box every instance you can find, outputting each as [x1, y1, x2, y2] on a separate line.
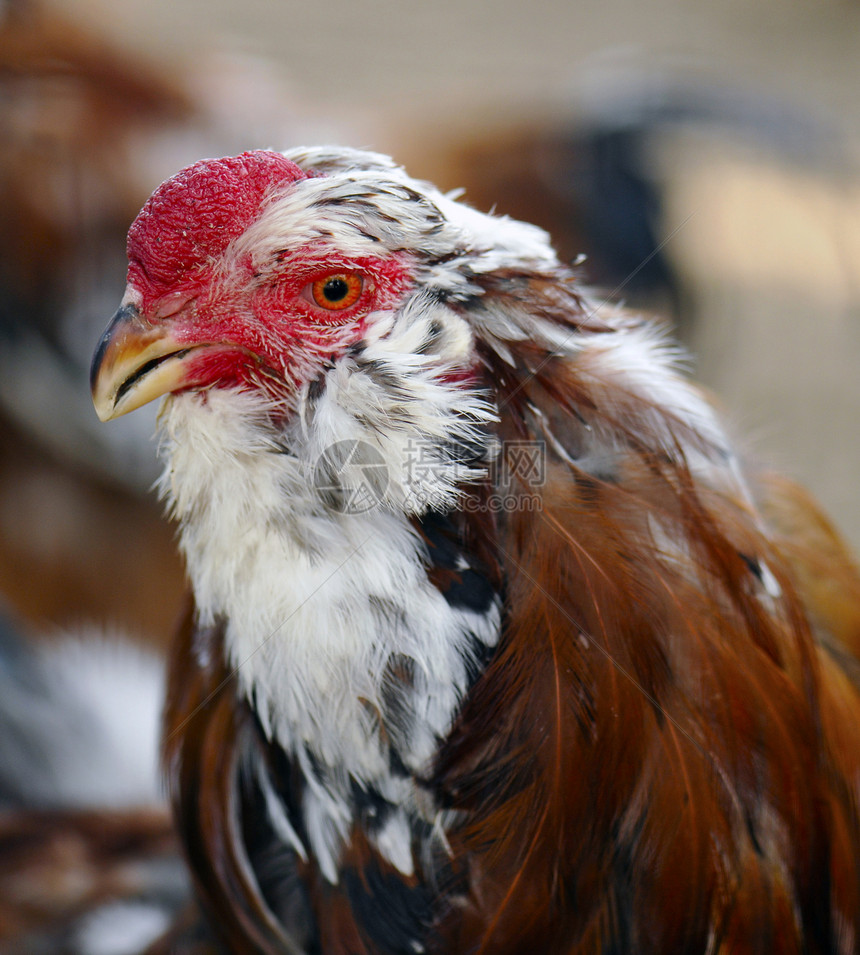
[158, 384, 499, 879]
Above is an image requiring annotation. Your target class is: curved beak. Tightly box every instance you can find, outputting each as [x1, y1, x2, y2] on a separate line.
[90, 303, 198, 421]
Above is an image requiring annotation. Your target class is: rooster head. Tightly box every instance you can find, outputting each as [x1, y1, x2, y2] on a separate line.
[90, 147, 559, 426]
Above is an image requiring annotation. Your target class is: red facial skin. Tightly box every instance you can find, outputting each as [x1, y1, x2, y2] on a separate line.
[130, 250, 413, 400]
[123, 151, 414, 405]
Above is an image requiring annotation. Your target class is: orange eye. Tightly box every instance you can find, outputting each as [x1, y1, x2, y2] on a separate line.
[310, 273, 364, 311]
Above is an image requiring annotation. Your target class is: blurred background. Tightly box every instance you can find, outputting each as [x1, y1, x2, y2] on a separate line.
[0, 0, 859, 946]
[1, 0, 859, 650]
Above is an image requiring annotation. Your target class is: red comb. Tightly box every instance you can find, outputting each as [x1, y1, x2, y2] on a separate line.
[127, 150, 309, 291]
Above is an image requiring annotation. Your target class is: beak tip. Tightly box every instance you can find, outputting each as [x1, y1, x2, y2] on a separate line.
[92, 398, 117, 423]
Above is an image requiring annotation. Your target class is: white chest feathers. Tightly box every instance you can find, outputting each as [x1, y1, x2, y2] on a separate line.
[157, 388, 500, 879]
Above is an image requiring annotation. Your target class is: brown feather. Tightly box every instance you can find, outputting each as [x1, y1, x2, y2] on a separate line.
[431, 318, 860, 953]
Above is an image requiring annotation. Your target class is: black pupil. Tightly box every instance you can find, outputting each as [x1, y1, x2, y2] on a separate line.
[324, 277, 349, 302]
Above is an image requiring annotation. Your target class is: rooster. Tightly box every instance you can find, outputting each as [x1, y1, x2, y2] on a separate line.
[90, 147, 860, 954]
